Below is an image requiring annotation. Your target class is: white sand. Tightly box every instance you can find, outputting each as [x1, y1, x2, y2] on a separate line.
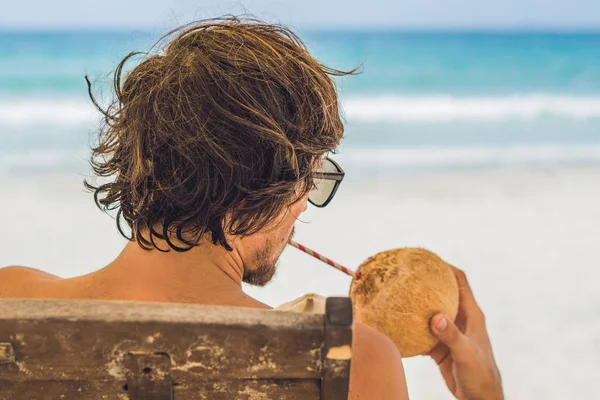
[1, 166, 599, 399]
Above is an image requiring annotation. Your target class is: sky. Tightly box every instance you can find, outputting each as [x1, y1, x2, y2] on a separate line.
[1, 0, 600, 30]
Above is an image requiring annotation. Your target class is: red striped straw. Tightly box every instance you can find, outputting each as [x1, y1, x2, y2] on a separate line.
[288, 239, 361, 280]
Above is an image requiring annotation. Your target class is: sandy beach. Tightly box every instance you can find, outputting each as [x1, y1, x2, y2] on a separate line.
[2, 166, 599, 399]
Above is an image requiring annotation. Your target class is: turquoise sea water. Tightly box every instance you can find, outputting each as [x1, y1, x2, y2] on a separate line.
[1, 30, 600, 175]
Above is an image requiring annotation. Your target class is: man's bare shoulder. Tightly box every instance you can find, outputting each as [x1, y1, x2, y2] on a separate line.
[0, 266, 61, 297]
[350, 321, 409, 399]
[0, 266, 60, 280]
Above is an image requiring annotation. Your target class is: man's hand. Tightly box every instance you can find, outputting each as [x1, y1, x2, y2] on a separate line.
[428, 267, 504, 400]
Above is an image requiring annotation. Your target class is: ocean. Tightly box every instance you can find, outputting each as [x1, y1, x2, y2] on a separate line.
[1, 30, 599, 399]
[2, 31, 600, 174]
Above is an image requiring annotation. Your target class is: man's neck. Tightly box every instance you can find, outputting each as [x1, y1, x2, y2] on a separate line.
[94, 240, 269, 308]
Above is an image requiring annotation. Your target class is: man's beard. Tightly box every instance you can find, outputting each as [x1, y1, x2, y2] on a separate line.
[243, 227, 295, 287]
[242, 254, 276, 287]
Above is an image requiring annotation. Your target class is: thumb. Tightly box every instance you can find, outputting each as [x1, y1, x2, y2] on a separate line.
[430, 314, 473, 363]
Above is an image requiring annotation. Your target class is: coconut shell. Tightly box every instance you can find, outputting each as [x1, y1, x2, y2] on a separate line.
[349, 248, 459, 357]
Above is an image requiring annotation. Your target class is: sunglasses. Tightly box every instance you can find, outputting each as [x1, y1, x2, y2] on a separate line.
[308, 157, 345, 208]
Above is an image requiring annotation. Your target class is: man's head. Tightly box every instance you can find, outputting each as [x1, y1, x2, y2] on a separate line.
[87, 17, 351, 285]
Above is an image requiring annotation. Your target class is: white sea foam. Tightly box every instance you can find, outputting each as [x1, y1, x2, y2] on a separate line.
[3, 144, 600, 175]
[3, 94, 600, 127]
[337, 143, 600, 169]
[342, 94, 600, 122]
[0, 149, 89, 174]
[0, 100, 97, 127]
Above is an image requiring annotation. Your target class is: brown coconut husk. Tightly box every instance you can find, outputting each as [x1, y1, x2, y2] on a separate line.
[349, 248, 459, 357]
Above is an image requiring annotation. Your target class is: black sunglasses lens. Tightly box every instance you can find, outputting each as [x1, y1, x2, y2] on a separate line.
[309, 178, 336, 206]
[309, 158, 341, 207]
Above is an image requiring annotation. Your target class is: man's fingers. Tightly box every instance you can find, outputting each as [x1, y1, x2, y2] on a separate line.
[450, 266, 485, 322]
[451, 266, 476, 303]
[428, 341, 451, 365]
[430, 314, 474, 364]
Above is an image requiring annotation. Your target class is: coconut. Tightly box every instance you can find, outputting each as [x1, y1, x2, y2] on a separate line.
[349, 248, 459, 357]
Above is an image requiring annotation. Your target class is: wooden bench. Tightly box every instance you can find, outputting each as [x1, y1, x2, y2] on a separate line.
[0, 297, 353, 400]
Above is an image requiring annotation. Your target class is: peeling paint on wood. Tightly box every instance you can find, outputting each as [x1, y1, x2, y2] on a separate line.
[0, 343, 15, 364]
[15, 361, 32, 375]
[145, 333, 162, 344]
[9, 334, 25, 347]
[238, 385, 272, 400]
[247, 354, 278, 373]
[326, 345, 352, 360]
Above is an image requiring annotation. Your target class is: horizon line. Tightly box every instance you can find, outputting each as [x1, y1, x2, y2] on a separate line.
[1, 23, 600, 34]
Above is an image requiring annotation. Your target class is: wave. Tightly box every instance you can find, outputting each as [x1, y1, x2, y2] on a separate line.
[0, 100, 97, 127]
[3, 144, 600, 175]
[337, 143, 600, 168]
[0, 148, 89, 175]
[2, 94, 600, 127]
[343, 95, 600, 122]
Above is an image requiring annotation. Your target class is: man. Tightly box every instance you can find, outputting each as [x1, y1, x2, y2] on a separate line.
[0, 17, 503, 399]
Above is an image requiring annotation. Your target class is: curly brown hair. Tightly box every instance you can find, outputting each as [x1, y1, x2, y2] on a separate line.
[85, 17, 354, 252]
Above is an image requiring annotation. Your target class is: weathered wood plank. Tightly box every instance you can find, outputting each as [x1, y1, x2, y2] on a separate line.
[0, 378, 319, 400]
[0, 298, 353, 400]
[0, 299, 323, 381]
[321, 297, 353, 400]
[0, 299, 323, 327]
[0, 379, 129, 400]
[124, 352, 173, 400]
[0, 343, 15, 364]
[173, 379, 320, 399]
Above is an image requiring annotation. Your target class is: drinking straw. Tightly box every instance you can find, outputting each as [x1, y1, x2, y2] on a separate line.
[288, 239, 361, 280]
